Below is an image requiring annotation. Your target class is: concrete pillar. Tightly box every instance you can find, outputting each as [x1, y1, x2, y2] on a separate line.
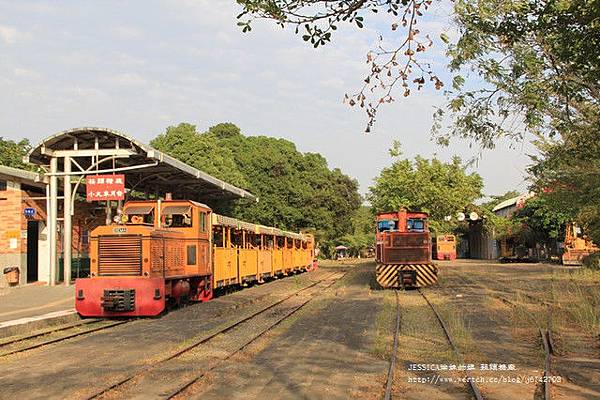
[49, 157, 58, 286]
[63, 156, 72, 285]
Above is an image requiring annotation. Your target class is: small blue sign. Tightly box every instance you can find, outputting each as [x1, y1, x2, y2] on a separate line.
[24, 208, 36, 217]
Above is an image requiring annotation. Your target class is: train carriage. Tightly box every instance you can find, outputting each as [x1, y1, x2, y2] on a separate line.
[432, 234, 457, 260]
[375, 209, 438, 288]
[76, 200, 316, 317]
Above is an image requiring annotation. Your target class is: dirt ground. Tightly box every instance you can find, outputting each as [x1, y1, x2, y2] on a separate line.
[182, 264, 387, 400]
[0, 260, 598, 400]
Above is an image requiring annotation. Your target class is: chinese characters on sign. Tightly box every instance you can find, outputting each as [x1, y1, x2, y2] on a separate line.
[86, 175, 125, 201]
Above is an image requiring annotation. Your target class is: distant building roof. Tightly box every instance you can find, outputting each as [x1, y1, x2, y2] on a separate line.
[0, 164, 46, 184]
[492, 192, 535, 213]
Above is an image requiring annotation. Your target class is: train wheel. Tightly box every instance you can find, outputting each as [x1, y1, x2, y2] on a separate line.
[200, 287, 213, 302]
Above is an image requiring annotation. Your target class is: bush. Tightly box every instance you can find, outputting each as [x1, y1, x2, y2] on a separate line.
[582, 253, 600, 270]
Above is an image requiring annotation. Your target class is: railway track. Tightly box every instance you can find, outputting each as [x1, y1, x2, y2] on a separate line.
[383, 290, 401, 400]
[0, 319, 131, 358]
[417, 288, 484, 400]
[445, 269, 555, 400]
[86, 271, 346, 400]
[0, 271, 319, 361]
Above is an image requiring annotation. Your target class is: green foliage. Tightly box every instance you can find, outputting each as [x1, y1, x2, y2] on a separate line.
[151, 123, 248, 190]
[474, 190, 521, 237]
[0, 137, 32, 169]
[151, 122, 361, 245]
[368, 152, 483, 230]
[433, 0, 600, 244]
[436, 0, 600, 148]
[336, 205, 375, 258]
[513, 196, 570, 247]
[528, 112, 600, 243]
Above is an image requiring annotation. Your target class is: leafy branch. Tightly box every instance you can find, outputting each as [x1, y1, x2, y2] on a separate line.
[236, 0, 444, 132]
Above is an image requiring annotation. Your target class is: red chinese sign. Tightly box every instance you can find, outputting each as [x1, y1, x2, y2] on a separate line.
[86, 174, 125, 201]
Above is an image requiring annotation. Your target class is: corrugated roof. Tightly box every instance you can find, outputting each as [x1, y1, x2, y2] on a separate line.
[492, 196, 521, 212]
[27, 127, 257, 202]
[492, 192, 535, 212]
[0, 165, 46, 184]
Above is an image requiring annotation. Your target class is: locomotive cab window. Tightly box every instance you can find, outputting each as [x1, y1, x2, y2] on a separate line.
[187, 245, 197, 265]
[378, 220, 397, 232]
[124, 205, 155, 225]
[199, 212, 207, 232]
[407, 219, 425, 232]
[163, 205, 192, 228]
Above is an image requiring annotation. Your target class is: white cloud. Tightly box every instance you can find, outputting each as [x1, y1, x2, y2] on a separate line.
[0, 25, 18, 44]
[110, 26, 143, 40]
[111, 73, 148, 87]
[0, 0, 531, 197]
[13, 67, 41, 79]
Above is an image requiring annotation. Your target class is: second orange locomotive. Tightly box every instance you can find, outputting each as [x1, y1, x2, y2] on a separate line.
[76, 200, 315, 317]
[375, 209, 438, 288]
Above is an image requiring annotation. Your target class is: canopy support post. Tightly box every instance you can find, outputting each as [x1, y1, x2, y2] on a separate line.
[63, 156, 72, 286]
[48, 158, 58, 286]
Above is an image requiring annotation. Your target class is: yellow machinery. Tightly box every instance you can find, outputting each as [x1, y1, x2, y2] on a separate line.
[563, 223, 599, 265]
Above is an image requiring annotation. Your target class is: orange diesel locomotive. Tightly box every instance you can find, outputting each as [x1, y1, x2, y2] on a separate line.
[75, 200, 316, 317]
[375, 209, 438, 288]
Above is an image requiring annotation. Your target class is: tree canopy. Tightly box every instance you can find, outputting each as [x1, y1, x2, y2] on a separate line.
[436, 0, 600, 148]
[151, 122, 361, 246]
[367, 149, 483, 231]
[235, 0, 600, 245]
[0, 137, 32, 170]
[151, 123, 248, 189]
[337, 205, 375, 258]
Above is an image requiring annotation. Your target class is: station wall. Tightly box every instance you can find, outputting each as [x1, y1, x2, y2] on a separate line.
[0, 171, 104, 288]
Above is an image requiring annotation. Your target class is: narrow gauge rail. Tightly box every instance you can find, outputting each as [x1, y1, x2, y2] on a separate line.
[166, 272, 344, 400]
[446, 270, 555, 400]
[447, 267, 559, 308]
[0, 319, 101, 347]
[86, 271, 345, 400]
[0, 319, 130, 358]
[417, 289, 484, 400]
[383, 290, 401, 400]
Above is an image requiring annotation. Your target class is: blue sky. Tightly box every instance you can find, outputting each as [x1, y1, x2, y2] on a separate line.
[0, 1, 534, 197]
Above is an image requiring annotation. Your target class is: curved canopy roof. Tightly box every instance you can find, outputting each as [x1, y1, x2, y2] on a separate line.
[27, 127, 256, 202]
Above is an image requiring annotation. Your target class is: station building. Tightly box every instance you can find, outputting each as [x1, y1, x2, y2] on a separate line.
[1, 127, 255, 288]
[0, 165, 104, 287]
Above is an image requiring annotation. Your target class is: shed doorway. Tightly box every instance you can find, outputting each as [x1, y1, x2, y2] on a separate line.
[27, 220, 39, 282]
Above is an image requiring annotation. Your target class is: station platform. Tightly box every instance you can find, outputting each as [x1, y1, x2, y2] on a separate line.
[0, 285, 77, 338]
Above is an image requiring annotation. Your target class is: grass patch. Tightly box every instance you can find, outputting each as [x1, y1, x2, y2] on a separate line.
[554, 281, 600, 336]
[436, 304, 474, 354]
[397, 292, 456, 364]
[371, 292, 395, 360]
